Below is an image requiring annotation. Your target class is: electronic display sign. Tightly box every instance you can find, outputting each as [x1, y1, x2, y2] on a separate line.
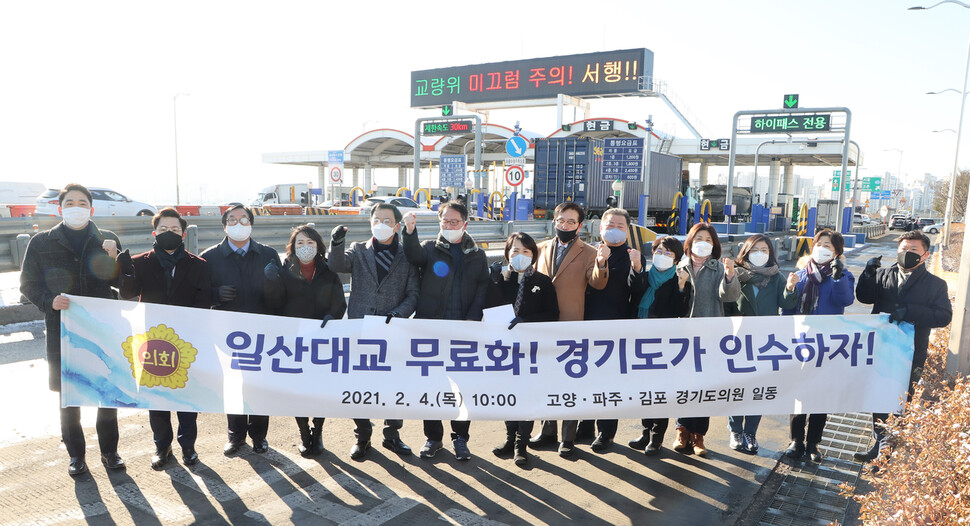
[422, 119, 474, 136]
[411, 49, 655, 107]
[749, 114, 831, 134]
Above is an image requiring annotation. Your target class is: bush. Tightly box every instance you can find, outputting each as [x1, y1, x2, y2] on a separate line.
[845, 325, 970, 524]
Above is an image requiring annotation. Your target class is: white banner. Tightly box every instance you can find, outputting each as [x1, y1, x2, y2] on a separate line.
[61, 295, 916, 419]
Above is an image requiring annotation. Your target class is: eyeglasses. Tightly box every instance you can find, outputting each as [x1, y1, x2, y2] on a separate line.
[653, 250, 674, 257]
[439, 219, 464, 227]
[554, 218, 579, 226]
[226, 217, 251, 226]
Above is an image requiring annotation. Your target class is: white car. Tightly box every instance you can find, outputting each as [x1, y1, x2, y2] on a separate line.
[35, 187, 158, 217]
[358, 195, 439, 216]
[922, 223, 941, 235]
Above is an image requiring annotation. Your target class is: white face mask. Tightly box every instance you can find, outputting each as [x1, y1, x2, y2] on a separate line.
[61, 206, 91, 229]
[440, 228, 464, 244]
[509, 254, 532, 272]
[691, 241, 713, 258]
[812, 246, 834, 265]
[748, 251, 770, 267]
[652, 253, 675, 271]
[371, 223, 395, 242]
[225, 224, 252, 242]
[601, 228, 627, 245]
[295, 244, 317, 264]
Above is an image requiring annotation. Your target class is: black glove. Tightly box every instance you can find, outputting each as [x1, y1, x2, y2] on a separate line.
[117, 249, 134, 276]
[864, 255, 883, 275]
[331, 225, 347, 245]
[890, 306, 908, 324]
[508, 316, 522, 330]
[832, 258, 844, 281]
[218, 285, 237, 303]
[263, 260, 280, 280]
[320, 314, 335, 328]
[489, 261, 503, 283]
[385, 311, 398, 324]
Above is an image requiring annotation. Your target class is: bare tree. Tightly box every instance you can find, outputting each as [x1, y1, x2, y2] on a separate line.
[933, 170, 970, 219]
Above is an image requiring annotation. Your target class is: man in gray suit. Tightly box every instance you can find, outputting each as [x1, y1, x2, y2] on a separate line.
[328, 203, 420, 460]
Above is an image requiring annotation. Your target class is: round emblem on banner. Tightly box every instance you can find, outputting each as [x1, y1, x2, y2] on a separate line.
[505, 165, 525, 187]
[122, 324, 196, 389]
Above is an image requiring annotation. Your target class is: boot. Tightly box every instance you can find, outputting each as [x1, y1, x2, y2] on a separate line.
[672, 425, 692, 453]
[309, 423, 324, 456]
[806, 442, 822, 463]
[644, 434, 664, 456]
[691, 433, 707, 457]
[297, 422, 312, 458]
[513, 435, 529, 467]
[785, 440, 805, 459]
[492, 431, 515, 457]
[628, 432, 649, 450]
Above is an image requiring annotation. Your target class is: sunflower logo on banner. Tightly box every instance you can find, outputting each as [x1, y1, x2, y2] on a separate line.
[122, 325, 196, 388]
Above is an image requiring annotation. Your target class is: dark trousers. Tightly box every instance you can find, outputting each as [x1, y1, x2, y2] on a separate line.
[149, 410, 197, 451]
[790, 413, 827, 444]
[676, 416, 710, 435]
[227, 414, 269, 444]
[381, 419, 404, 440]
[60, 406, 118, 458]
[638, 418, 669, 441]
[350, 419, 402, 442]
[295, 416, 325, 434]
[424, 420, 470, 442]
[577, 420, 595, 438]
[504, 420, 535, 439]
[596, 419, 618, 440]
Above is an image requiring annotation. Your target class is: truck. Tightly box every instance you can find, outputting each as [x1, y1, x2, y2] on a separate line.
[814, 199, 840, 230]
[697, 185, 753, 222]
[532, 137, 687, 225]
[253, 183, 310, 207]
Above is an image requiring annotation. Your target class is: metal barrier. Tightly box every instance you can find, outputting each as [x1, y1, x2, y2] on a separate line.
[850, 223, 887, 238]
[0, 216, 569, 272]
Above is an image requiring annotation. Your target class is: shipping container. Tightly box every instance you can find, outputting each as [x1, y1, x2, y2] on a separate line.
[533, 137, 683, 220]
[698, 185, 753, 221]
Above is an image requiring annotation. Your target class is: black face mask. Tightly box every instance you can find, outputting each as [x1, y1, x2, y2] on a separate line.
[897, 250, 922, 270]
[155, 231, 184, 251]
[556, 228, 578, 243]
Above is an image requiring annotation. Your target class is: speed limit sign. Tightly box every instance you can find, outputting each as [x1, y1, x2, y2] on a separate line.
[330, 166, 343, 183]
[505, 165, 525, 187]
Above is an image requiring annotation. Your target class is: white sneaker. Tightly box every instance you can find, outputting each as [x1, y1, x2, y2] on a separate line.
[729, 432, 743, 450]
[744, 433, 759, 453]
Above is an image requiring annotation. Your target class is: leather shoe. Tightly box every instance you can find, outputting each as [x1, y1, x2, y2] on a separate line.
[223, 440, 245, 456]
[558, 441, 575, 458]
[628, 435, 649, 450]
[527, 433, 558, 450]
[151, 446, 172, 471]
[252, 439, 269, 454]
[350, 440, 371, 460]
[590, 433, 613, 453]
[100, 452, 126, 470]
[382, 437, 412, 456]
[182, 448, 199, 466]
[68, 457, 88, 476]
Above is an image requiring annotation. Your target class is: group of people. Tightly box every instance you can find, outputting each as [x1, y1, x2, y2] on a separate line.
[20, 183, 952, 477]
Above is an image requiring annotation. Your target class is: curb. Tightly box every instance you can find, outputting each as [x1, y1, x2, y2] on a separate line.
[0, 303, 42, 325]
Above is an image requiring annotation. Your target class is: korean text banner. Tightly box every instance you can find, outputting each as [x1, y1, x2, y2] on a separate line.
[60, 295, 916, 420]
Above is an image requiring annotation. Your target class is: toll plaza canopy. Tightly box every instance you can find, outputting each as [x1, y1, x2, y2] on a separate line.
[263, 117, 859, 172]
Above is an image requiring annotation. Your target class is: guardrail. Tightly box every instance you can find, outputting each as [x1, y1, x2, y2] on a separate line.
[850, 223, 887, 238]
[0, 216, 572, 272]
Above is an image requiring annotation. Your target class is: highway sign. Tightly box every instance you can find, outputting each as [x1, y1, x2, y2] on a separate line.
[422, 119, 473, 135]
[861, 176, 882, 191]
[700, 138, 730, 151]
[441, 105, 453, 116]
[750, 114, 830, 133]
[439, 155, 466, 187]
[831, 169, 852, 191]
[506, 136, 529, 157]
[784, 94, 799, 109]
[601, 137, 645, 182]
[328, 150, 344, 183]
[505, 165, 525, 186]
[505, 157, 526, 166]
[329, 166, 342, 183]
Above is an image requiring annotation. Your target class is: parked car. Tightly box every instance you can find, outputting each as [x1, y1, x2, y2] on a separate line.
[890, 216, 917, 231]
[852, 213, 873, 225]
[922, 223, 941, 234]
[357, 195, 439, 216]
[35, 187, 157, 217]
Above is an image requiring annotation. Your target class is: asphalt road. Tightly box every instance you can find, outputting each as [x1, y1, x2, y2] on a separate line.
[0, 234, 903, 525]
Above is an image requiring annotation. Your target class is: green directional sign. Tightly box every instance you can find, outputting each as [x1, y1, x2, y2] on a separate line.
[784, 94, 799, 109]
[861, 176, 882, 191]
[832, 170, 852, 191]
[441, 105, 453, 116]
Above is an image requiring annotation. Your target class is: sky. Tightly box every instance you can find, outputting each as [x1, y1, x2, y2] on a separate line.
[1, 0, 968, 205]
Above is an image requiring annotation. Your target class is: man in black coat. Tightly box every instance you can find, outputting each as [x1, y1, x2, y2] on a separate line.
[201, 205, 282, 456]
[20, 183, 125, 476]
[118, 207, 211, 470]
[854, 230, 952, 462]
[402, 202, 488, 461]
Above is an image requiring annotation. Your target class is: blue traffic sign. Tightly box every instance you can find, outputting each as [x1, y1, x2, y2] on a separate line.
[439, 155, 467, 188]
[505, 136, 529, 157]
[601, 138, 645, 182]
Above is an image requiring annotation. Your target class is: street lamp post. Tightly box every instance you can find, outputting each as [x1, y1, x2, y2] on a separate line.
[911, 0, 970, 374]
[173, 92, 190, 205]
[929, 85, 970, 250]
